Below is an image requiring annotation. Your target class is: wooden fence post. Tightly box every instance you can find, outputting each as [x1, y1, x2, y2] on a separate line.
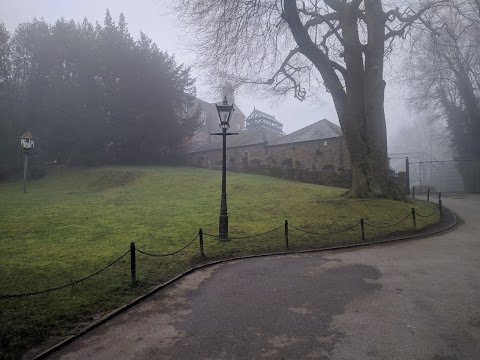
[360, 218, 365, 240]
[405, 157, 410, 195]
[130, 242, 137, 285]
[199, 228, 205, 257]
[438, 192, 443, 218]
[412, 208, 416, 229]
[427, 188, 430, 202]
[284, 220, 289, 250]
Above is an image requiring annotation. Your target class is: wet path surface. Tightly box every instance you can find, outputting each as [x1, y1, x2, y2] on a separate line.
[47, 195, 480, 360]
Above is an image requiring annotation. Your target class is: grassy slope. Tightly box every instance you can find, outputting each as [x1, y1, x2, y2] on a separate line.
[0, 166, 439, 359]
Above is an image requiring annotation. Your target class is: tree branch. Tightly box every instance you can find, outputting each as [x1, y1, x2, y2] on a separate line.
[283, 0, 347, 104]
[330, 60, 347, 75]
[237, 47, 308, 100]
[303, 12, 339, 28]
[269, 48, 300, 82]
[384, 2, 446, 40]
[313, 19, 345, 47]
[324, 0, 347, 12]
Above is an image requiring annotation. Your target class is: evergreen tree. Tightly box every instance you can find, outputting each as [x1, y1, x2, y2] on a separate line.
[0, 11, 197, 177]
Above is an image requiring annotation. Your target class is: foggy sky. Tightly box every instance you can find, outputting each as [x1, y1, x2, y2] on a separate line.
[0, 0, 409, 139]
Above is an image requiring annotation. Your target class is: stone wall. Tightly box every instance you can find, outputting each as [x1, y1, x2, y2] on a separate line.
[191, 144, 267, 169]
[266, 137, 350, 173]
[190, 137, 352, 188]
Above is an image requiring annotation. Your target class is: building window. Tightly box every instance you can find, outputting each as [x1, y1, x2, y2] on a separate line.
[324, 140, 328, 147]
[236, 122, 241, 130]
[200, 110, 207, 126]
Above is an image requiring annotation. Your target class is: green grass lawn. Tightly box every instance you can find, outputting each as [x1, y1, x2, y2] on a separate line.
[0, 166, 440, 359]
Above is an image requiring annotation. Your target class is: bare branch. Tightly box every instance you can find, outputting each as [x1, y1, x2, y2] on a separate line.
[268, 47, 301, 82]
[303, 12, 339, 28]
[324, 0, 347, 12]
[384, 2, 446, 40]
[330, 60, 347, 75]
[314, 19, 345, 47]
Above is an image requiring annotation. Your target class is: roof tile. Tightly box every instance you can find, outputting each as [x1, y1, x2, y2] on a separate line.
[269, 119, 342, 146]
[192, 127, 284, 152]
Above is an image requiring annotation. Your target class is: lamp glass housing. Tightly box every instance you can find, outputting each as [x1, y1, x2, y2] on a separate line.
[216, 96, 234, 130]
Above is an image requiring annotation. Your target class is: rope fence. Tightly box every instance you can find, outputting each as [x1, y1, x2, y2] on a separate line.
[1, 197, 442, 299]
[414, 208, 439, 218]
[364, 212, 412, 229]
[411, 186, 442, 203]
[410, 186, 443, 217]
[289, 221, 360, 236]
[228, 224, 284, 240]
[135, 234, 199, 257]
[0, 250, 130, 299]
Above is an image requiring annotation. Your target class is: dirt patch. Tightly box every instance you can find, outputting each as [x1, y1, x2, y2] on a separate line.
[87, 169, 143, 190]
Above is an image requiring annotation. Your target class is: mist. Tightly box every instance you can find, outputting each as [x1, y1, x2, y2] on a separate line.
[1, 0, 424, 136]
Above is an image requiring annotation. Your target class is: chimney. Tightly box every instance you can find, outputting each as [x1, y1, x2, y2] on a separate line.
[222, 82, 235, 104]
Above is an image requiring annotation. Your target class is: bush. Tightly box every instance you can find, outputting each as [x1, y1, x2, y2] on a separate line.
[28, 165, 48, 180]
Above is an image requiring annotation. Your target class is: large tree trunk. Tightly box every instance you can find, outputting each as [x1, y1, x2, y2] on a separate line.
[284, 0, 402, 199]
[345, 0, 398, 198]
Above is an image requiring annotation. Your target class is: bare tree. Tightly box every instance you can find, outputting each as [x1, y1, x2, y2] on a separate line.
[390, 114, 453, 161]
[174, 0, 444, 198]
[405, 0, 479, 165]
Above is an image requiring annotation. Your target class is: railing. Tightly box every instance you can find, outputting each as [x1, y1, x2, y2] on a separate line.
[0, 197, 442, 299]
[411, 187, 443, 217]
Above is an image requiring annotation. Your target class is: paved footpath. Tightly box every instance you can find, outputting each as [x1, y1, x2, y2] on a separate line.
[46, 195, 480, 360]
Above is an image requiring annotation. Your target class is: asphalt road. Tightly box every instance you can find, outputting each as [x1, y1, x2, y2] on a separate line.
[46, 195, 480, 360]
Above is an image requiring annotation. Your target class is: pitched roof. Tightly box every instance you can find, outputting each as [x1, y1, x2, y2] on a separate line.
[192, 127, 284, 153]
[20, 132, 33, 139]
[245, 109, 284, 133]
[269, 119, 342, 146]
[246, 109, 282, 124]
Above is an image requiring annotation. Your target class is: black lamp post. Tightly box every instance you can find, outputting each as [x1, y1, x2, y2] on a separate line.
[212, 96, 237, 239]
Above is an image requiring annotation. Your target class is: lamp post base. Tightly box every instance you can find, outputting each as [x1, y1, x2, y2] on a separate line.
[219, 212, 229, 240]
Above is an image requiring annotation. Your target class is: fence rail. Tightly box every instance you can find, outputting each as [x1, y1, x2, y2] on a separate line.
[406, 157, 480, 193]
[136, 234, 199, 257]
[415, 208, 438, 218]
[0, 250, 130, 299]
[364, 212, 412, 229]
[1, 195, 441, 299]
[289, 221, 360, 236]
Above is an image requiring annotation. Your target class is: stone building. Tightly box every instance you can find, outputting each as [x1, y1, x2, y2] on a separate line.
[188, 83, 246, 152]
[188, 98, 246, 152]
[266, 119, 349, 173]
[189, 107, 352, 187]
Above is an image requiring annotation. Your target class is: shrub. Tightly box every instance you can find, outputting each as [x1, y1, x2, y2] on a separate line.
[28, 165, 47, 180]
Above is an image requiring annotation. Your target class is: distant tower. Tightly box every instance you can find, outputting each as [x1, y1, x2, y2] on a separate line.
[222, 82, 235, 104]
